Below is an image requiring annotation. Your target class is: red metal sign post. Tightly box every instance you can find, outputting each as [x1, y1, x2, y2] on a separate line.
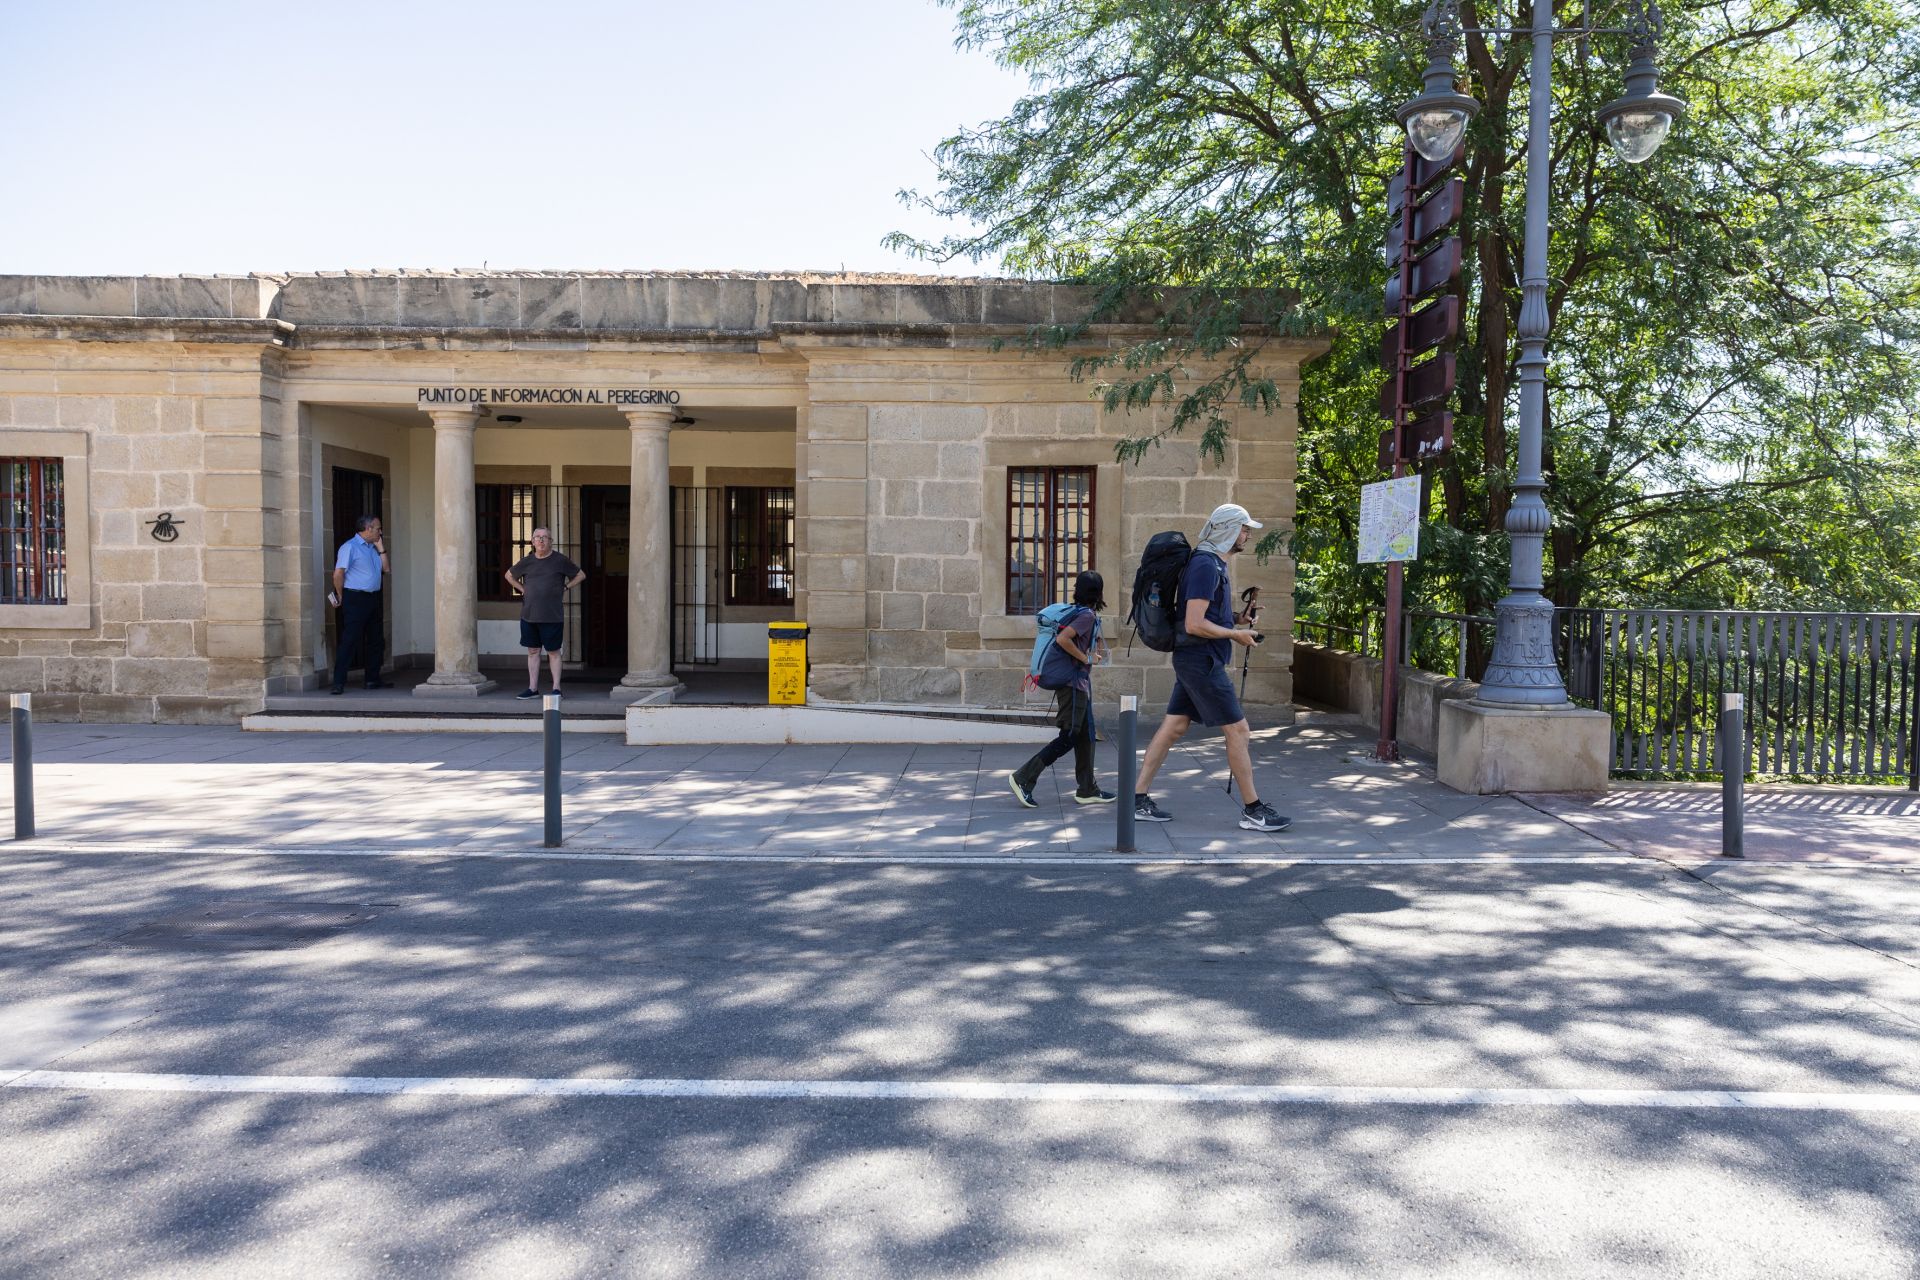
[1376, 140, 1464, 761]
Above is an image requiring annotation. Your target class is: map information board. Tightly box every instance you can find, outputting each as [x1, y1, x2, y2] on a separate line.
[1358, 475, 1422, 563]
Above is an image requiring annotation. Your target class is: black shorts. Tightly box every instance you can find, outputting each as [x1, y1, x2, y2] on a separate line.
[520, 620, 564, 654]
[1167, 649, 1245, 727]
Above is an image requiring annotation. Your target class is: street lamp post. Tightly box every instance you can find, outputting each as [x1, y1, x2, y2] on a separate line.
[1403, 0, 1684, 707]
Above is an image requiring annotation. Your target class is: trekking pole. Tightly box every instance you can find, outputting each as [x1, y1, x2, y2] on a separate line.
[543, 693, 562, 848]
[1226, 587, 1264, 795]
[11, 693, 33, 840]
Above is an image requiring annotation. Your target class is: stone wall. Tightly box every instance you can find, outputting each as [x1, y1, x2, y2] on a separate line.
[1290, 640, 1478, 756]
[0, 334, 293, 721]
[789, 335, 1308, 712]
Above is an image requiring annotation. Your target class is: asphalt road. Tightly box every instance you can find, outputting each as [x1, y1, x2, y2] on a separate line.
[1, 850, 1916, 1278]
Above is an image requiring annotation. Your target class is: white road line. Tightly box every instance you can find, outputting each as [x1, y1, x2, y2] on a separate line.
[2, 1068, 1917, 1113]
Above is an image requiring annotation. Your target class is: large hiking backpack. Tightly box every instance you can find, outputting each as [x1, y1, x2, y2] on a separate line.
[1128, 531, 1194, 652]
[1025, 602, 1093, 692]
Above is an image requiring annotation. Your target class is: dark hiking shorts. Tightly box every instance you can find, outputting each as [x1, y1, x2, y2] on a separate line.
[520, 620, 565, 653]
[1167, 649, 1245, 727]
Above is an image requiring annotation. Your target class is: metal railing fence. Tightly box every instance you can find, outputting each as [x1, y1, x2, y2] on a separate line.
[1569, 609, 1918, 786]
[1296, 603, 1920, 786]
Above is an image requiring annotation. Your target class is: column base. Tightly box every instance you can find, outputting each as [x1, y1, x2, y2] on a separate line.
[610, 675, 682, 705]
[412, 673, 498, 698]
[1437, 700, 1611, 794]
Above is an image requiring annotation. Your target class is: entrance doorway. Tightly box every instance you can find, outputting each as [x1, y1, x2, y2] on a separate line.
[580, 485, 629, 670]
[328, 466, 386, 667]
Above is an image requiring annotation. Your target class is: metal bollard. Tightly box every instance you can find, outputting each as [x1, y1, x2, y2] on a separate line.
[543, 693, 562, 848]
[1115, 694, 1138, 853]
[1720, 692, 1744, 859]
[11, 693, 32, 840]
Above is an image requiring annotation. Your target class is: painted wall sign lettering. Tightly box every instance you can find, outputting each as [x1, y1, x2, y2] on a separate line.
[415, 387, 682, 407]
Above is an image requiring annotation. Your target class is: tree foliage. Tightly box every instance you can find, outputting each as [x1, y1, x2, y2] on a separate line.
[892, 0, 1920, 630]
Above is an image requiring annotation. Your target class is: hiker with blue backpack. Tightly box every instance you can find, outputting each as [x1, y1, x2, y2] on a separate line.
[1126, 503, 1291, 833]
[1008, 570, 1117, 809]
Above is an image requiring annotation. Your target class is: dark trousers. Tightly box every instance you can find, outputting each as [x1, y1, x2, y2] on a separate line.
[1015, 687, 1097, 796]
[332, 589, 384, 689]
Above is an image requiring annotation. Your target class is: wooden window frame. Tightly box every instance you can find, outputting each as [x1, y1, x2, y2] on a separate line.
[476, 482, 537, 602]
[1005, 466, 1095, 616]
[725, 486, 795, 607]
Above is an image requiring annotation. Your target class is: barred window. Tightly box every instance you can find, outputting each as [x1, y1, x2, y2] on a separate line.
[0, 458, 66, 606]
[726, 487, 794, 606]
[1006, 466, 1094, 615]
[476, 483, 536, 601]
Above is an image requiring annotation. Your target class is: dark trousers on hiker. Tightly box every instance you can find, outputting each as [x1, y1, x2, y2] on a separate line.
[333, 589, 384, 689]
[1014, 687, 1097, 796]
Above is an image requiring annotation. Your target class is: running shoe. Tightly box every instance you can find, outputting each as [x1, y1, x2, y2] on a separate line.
[1133, 795, 1173, 823]
[1239, 802, 1292, 832]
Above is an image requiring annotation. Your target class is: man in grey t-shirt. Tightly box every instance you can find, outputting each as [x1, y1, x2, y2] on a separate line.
[505, 527, 585, 700]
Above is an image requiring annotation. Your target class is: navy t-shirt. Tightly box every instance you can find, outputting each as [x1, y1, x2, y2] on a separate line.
[1178, 551, 1234, 664]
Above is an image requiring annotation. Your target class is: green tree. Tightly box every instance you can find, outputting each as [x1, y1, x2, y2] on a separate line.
[892, 0, 1920, 647]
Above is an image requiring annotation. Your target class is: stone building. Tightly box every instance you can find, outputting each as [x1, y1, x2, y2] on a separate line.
[0, 271, 1322, 722]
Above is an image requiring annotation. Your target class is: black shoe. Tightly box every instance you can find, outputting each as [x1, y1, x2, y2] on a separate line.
[1074, 788, 1117, 805]
[1239, 802, 1292, 833]
[1007, 771, 1037, 809]
[1134, 795, 1172, 823]
[365, 680, 392, 690]
[516, 688, 539, 700]
[329, 685, 345, 696]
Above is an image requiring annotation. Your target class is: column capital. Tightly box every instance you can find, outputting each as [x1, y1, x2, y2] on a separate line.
[422, 405, 482, 431]
[619, 405, 676, 434]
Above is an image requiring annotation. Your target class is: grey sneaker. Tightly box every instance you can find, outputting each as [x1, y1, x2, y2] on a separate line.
[1239, 802, 1292, 832]
[1008, 771, 1037, 809]
[1134, 795, 1173, 823]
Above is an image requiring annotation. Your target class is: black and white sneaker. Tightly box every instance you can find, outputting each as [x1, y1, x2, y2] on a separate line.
[1074, 788, 1117, 805]
[1008, 771, 1038, 809]
[1134, 795, 1173, 823]
[516, 688, 539, 700]
[1239, 802, 1292, 832]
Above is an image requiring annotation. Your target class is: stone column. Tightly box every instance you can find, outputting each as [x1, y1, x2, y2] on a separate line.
[611, 406, 681, 703]
[414, 406, 496, 697]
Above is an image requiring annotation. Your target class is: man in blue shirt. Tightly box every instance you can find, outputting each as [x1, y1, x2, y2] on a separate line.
[1131, 503, 1290, 833]
[329, 515, 389, 694]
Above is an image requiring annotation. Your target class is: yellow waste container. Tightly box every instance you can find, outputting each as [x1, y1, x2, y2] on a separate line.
[768, 622, 809, 705]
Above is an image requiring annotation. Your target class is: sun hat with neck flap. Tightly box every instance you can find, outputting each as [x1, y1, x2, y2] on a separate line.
[1196, 503, 1263, 556]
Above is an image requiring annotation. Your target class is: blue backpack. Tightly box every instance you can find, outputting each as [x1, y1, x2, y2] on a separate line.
[1025, 603, 1097, 692]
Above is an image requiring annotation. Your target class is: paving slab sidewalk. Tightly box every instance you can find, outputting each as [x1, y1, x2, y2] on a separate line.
[0, 711, 1910, 862]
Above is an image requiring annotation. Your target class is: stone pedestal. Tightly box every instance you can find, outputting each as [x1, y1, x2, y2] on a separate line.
[1437, 700, 1611, 794]
[415, 406, 496, 698]
[611, 406, 682, 704]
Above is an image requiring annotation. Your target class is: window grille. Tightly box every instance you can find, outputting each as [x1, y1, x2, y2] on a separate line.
[1006, 466, 1094, 615]
[725, 487, 795, 606]
[0, 458, 66, 605]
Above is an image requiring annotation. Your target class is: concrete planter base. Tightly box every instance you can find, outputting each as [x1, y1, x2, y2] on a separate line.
[1438, 701, 1611, 794]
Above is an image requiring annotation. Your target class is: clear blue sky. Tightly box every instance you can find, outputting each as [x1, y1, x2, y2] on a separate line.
[0, 1, 1027, 275]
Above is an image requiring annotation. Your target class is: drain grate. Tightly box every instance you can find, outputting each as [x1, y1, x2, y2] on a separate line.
[111, 901, 388, 951]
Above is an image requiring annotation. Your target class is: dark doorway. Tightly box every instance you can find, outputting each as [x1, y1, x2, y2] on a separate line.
[328, 467, 386, 669]
[580, 485, 630, 670]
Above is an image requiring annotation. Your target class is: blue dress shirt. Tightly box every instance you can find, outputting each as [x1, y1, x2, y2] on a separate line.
[335, 537, 384, 591]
